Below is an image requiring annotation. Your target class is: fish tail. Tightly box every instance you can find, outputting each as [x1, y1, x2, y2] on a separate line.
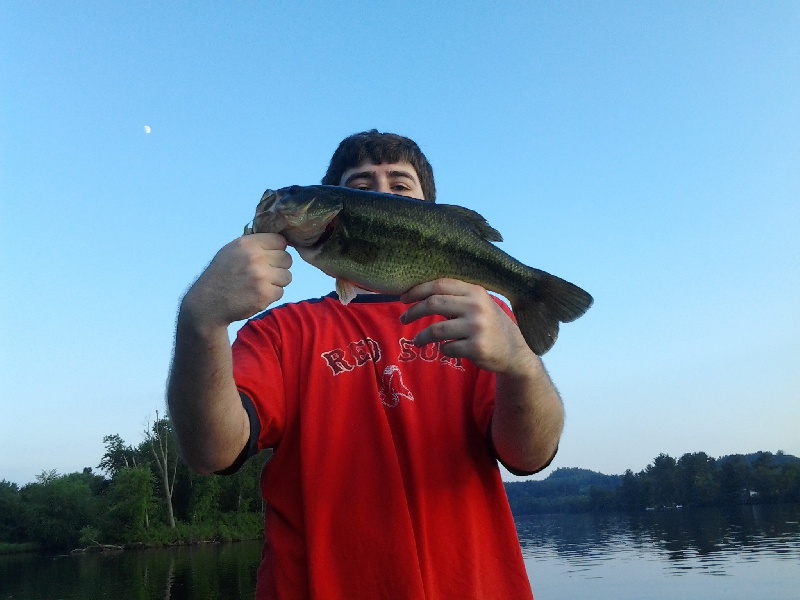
[511, 273, 593, 355]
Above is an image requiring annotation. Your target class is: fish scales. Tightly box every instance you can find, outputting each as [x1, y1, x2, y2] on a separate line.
[324, 195, 506, 291]
[247, 185, 593, 355]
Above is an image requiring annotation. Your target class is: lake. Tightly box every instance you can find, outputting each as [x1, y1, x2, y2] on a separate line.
[1, 504, 798, 599]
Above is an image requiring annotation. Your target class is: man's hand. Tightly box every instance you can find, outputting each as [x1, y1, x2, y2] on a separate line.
[168, 233, 292, 474]
[400, 278, 563, 474]
[399, 278, 534, 375]
[182, 233, 293, 330]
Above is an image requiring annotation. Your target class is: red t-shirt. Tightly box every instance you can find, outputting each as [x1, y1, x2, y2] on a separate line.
[233, 293, 534, 599]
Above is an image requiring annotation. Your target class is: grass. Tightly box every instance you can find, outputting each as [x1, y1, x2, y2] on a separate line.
[0, 542, 40, 555]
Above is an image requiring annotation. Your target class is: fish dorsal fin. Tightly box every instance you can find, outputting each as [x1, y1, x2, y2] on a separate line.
[438, 205, 503, 242]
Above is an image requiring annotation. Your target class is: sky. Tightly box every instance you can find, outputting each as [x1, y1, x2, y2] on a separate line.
[1, 2, 798, 486]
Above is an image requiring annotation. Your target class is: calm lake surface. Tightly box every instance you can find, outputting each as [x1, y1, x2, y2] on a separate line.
[1, 504, 798, 599]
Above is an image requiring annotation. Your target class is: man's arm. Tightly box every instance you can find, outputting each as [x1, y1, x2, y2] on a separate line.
[400, 279, 564, 473]
[167, 233, 292, 474]
[491, 353, 564, 474]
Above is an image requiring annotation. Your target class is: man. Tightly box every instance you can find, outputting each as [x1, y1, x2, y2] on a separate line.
[167, 130, 565, 599]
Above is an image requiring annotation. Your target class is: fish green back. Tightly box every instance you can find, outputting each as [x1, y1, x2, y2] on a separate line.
[300, 186, 593, 355]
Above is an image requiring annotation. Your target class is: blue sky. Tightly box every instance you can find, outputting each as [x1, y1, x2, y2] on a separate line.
[1, 2, 798, 485]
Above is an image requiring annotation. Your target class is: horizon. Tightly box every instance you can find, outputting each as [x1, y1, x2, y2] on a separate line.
[3, 445, 796, 488]
[2, 3, 799, 486]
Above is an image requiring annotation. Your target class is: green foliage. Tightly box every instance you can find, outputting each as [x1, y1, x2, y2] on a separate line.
[102, 467, 157, 544]
[98, 434, 141, 477]
[5, 416, 798, 551]
[0, 541, 39, 555]
[506, 452, 800, 516]
[18, 472, 103, 550]
[1, 418, 270, 550]
[505, 468, 622, 514]
[0, 479, 24, 542]
[78, 526, 102, 547]
[136, 513, 263, 546]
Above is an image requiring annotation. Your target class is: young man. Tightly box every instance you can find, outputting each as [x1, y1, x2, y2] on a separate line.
[167, 130, 565, 599]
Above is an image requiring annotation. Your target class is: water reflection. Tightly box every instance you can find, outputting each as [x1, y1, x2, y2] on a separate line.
[0, 541, 263, 599]
[1, 506, 798, 599]
[517, 504, 800, 577]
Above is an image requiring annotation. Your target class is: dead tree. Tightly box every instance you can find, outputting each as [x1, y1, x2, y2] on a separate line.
[145, 411, 178, 528]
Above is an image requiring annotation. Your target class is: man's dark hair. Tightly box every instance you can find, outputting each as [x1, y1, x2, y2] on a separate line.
[322, 129, 436, 202]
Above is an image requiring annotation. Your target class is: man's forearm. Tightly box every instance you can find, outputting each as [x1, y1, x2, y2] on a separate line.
[166, 308, 250, 475]
[491, 356, 565, 474]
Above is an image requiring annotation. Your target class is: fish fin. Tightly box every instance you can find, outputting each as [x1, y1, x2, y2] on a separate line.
[512, 274, 593, 355]
[336, 279, 358, 305]
[438, 205, 503, 242]
[511, 300, 560, 356]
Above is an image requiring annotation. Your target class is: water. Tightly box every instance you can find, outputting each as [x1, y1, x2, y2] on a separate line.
[520, 504, 800, 599]
[1, 505, 798, 599]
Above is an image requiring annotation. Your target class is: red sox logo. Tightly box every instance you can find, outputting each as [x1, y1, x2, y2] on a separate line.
[378, 365, 415, 408]
[320, 337, 463, 408]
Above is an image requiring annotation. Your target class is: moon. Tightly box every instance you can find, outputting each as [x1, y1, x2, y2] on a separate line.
[144, 125, 152, 134]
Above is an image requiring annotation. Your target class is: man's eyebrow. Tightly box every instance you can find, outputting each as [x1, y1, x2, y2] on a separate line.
[342, 171, 373, 186]
[386, 170, 417, 181]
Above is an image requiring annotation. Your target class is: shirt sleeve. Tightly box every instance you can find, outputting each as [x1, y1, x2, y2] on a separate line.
[214, 393, 261, 475]
[231, 316, 287, 451]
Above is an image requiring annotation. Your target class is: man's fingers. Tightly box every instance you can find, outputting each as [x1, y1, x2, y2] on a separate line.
[247, 232, 289, 251]
[400, 278, 468, 303]
[411, 319, 468, 347]
[401, 293, 463, 325]
[270, 264, 293, 288]
[400, 279, 487, 325]
[268, 249, 293, 270]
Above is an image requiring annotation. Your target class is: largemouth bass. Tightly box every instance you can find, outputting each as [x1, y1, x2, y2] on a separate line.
[245, 185, 593, 355]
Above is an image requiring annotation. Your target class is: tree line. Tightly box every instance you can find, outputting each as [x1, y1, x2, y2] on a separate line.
[2, 414, 798, 553]
[506, 451, 800, 515]
[0, 414, 269, 552]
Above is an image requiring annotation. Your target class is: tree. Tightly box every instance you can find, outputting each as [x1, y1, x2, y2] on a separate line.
[143, 412, 179, 528]
[751, 452, 781, 501]
[102, 467, 155, 543]
[619, 469, 647, 510]
[219, 449, 271, 514]
[189, 472, 221, 523]
[677, 452, 718, 506]
[35, 469, 59, 484]
[645, 454, 678, 507]
[719, 456, 750, 505]
[0, 480, 23, 542]
[20, 472, 102, 550]
[98, 434, 139, 477]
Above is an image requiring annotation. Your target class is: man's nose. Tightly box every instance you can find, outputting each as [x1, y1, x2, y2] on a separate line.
[373, 179, 391, 194]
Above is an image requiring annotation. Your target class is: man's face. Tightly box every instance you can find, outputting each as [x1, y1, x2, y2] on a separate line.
[338, 161, 426, 201]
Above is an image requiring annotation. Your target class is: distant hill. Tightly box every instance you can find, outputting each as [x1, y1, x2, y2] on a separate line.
[504, 452, 800, 515]
[717, 451, 800, 468]
[505, 467, 622, 515]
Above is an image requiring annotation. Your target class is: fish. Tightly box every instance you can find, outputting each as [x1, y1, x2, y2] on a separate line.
[244, 185, 593, 355]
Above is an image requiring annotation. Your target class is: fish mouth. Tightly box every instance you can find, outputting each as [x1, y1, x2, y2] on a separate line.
[248, 187, 341, 248]
[309, 219, 336, 248]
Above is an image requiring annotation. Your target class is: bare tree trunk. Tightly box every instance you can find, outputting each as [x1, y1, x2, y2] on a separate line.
[146, 411, 177, 528]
